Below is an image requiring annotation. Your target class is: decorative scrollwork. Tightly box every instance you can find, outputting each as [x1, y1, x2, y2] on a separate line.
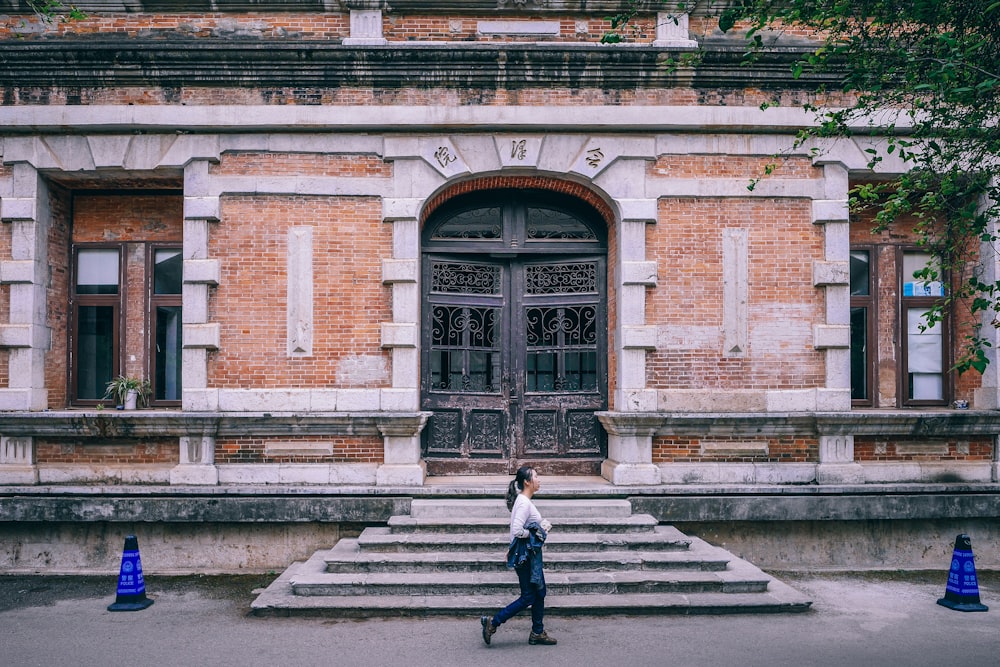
[525, 306, 597, 347]
[430, 207, 502, 240]
[526, 208, 597, 241]
[525, 263, 597, 294]
[525, 412, 558, 451]
[426, 412, 461, 453]
[432, 306, 498, 348]
[470, 413, 503, 451]
[431, 262, 501, 294]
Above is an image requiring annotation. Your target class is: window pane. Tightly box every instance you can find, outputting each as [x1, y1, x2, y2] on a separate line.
[77, 249, 119, 295]
[77, 306, 115, 400]
[154, 250, 182, 295]
[155, 306, 182, 401]
[527, 352, 556, 392]
[526, 208, 597, 241]
[430, 207, 502, 240]
[850, 250, 870, 296]
[902, 251, 944, 297]
[907, 308, 943, 400]
[850, 307, 868, 400]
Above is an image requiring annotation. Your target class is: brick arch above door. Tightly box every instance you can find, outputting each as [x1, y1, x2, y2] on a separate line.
[421, 175, 617, 230]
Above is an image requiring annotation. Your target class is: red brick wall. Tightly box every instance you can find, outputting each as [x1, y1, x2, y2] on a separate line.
[216, 435, 384, 464]
[36, 438, 179, 464]
[0, 12, 646, 43]
[854, 438, 993, 462]
[72, 194, 184, 243]
[0, 166, 11, 390]
[211, 153, 392, 178]
[646, 196, 825, 390]
[648, 156, 820, 180]
[43, 184, 72, 407]
[209, 195, 392, 388]
[653, 436, 818, 463]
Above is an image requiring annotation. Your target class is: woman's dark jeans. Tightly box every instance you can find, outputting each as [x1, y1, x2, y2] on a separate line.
[491, 563, 545, 634]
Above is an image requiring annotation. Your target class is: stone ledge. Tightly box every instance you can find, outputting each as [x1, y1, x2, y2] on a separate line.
[3, 487, 1000, 524]
[599, 410, 1000, 438]
[0, 40, 838, 90]
[0, 411, 431, 438]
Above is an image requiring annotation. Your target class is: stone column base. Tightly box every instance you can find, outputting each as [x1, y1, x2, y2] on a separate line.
[170, 464, 219, 485]
[601, 459, 660, 486]
[0, 465, 39, 485]
[376, 462, 426, 487]
[816, 463, 865, 485]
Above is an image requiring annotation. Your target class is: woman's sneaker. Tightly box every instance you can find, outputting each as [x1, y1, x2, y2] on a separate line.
[528, 631, 557, 645]
[480, 616, 497, 645]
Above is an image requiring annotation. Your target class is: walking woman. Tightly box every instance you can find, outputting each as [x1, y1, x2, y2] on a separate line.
[481, 465, 557, 646]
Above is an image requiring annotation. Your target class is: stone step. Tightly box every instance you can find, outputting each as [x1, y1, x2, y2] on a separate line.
[387, 513, 659, 534]
[250, 559, 812, 617]
[249, 503, 813, 617]
[290, 551, 771, 597]
[323, 539, 731, 574]
[409, 498, 635, 520]
[356, 525, 692, 553]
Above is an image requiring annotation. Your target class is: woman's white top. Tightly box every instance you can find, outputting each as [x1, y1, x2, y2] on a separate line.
[509, 492, 543, 542]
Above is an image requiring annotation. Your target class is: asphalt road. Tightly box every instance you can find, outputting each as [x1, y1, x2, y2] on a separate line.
[1, 571, 998, 667]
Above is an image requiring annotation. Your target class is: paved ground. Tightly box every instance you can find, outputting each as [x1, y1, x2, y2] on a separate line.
[1, 571, 998, 667]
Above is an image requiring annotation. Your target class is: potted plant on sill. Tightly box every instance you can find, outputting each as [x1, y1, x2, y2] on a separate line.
[104, 375, 152, 410]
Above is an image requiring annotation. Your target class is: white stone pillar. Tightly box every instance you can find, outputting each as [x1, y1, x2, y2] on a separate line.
[812, 162, 852, 411]
[375, 416, 428, 486]
[652, 12, 698, 48]
[974, 180, 1000, 409]
[817, 434, 863, 484]
[170, 435, 219, 485]
[380, 198, 422, 413]
[343, 7, 387, 46]
[182, 160, 221, 411]
[603, 196, 661, 486]
[0, 435, 38, 484]
[0, 163, 49, 411]
[599, 414, 662, 485]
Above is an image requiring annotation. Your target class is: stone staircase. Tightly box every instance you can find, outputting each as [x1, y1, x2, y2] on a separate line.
[250, 499, 811, 616]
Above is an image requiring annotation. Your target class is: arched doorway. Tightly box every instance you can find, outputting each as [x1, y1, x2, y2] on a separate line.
[420, 188, 609, 475]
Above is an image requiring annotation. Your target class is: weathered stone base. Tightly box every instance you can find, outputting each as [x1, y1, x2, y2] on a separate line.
[3, 485, 999, 573]
[2, 516, 996, 574]
[601, 459, 660, 485]
[676, 519, 1000, 571]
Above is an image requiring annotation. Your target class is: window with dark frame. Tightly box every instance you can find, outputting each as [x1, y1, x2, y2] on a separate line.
[849, 248, 874, 405]
[72, 246, 121, 402]
[849, 243, 952, 408]
[150, 246, 182, 404]
[70, 243, 182, 406]
[900, 249, 948, 405]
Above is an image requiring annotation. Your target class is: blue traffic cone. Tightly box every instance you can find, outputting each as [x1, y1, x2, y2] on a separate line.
[107, 535, 154, 612]
[937, 534, 988, 612]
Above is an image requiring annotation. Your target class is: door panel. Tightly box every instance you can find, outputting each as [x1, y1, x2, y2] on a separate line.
[421, 191, 608, 473]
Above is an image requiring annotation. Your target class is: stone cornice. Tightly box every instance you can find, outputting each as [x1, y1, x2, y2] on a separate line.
[0, 39, 838, 90]
[2, 0, 661, 14]
[0, 411, 431, 438]
[598, 411, 1000, 438]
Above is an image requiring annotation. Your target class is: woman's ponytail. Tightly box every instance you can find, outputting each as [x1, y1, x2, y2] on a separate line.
[505, 465, 535, 511]
[505, 479, 519, 511]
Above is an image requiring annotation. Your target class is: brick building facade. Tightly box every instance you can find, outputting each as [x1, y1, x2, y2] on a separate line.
[2, 0, 999, 491]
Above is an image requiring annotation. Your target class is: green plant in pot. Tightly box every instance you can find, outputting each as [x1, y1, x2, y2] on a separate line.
[104, 375, 152, 410]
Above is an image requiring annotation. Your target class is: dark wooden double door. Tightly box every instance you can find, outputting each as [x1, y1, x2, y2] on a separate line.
[420, 190, 608, 475]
